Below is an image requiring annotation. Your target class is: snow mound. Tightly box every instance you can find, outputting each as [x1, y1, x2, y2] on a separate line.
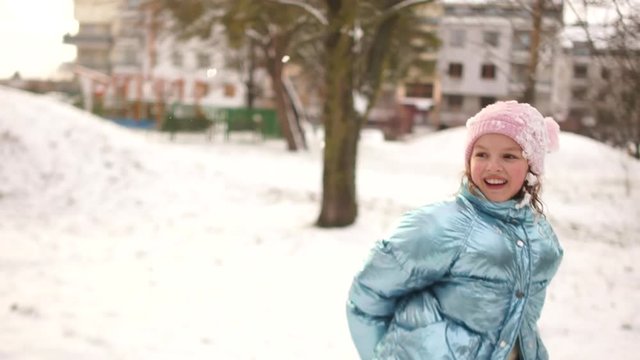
[1, 85, 638, 245]
[360, 125, 640, 245]
[404, 125, 640, 182]
[433, 127, 640, 245]
[0, 86, 160, 211]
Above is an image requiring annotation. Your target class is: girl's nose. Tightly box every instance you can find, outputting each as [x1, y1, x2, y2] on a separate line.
[486, 157, 503, 172]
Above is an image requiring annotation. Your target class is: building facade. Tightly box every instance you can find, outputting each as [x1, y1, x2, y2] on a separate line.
[436, 0, 564, 127]
[63, 0, 122, 74]
[62, 0, 617, 137]
[64, 0, 248, 124]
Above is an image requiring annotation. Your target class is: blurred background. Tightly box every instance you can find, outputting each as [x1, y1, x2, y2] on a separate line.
[1, 0, 638, 157]
[0, 0, 639, 359]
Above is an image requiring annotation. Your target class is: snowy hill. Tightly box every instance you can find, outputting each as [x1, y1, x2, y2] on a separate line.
[0, 86, 639, 359]
[0, 87, 159, 216]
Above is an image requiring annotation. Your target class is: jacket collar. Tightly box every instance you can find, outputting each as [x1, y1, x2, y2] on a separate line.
[457, 179, 532, 224]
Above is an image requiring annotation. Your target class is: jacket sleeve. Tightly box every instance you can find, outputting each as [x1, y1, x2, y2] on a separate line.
[346, 206, 466, 359]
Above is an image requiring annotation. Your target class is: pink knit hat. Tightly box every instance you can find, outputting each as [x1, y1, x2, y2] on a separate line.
[464, 100, 560, 175]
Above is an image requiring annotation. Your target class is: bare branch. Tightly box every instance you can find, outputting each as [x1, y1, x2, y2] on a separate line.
[612, 0, 631, 34]
[381, 0, 434, 21]
[266, 0, 328, 25]
[507, 0, 534, 15]
[565, 0, 587, 24]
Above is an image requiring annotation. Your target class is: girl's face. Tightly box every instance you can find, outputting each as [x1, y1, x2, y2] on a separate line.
[469, 133, 529, 202]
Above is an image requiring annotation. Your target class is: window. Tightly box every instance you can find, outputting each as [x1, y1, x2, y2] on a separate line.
[481, 64, 496, 79]
[171, 52, 183, 67]
[568, 108, 584, 122]
[483, 31, 500, 47]
[123, 48, 137, 65]
[194, 82, 209, 97]
[450, 29, 466, 47]
[197, 53, 210, 68]
[573, 64, 588, 78]
[223, 83, 236, 97]
[572, 41, 590, 56]
[448, 62, 464, 78]
[572, 87, 588, 101]
[513, 31, 530, 51]
[596, 88, 609, 100]
[480, 96, 496, 108]
[405, 83, 433, 98]
[446, 95, 464, 110]
[511, 64, 528, 83]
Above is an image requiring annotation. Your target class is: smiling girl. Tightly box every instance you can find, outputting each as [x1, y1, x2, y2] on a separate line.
[346, 100, 562, 360]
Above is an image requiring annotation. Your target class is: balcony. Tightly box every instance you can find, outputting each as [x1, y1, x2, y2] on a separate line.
[64, 33, 112, 49]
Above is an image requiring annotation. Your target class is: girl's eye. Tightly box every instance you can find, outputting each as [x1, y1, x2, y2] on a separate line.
[474, 152, 488, 158]
[504, 154, 519, 159]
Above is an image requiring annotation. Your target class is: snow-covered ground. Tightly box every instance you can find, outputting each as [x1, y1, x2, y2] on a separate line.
[1, 86, 639, 359]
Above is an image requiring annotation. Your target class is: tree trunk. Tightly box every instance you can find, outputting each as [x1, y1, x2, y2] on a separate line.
[246, 38, 256, 109]
[271, 62, 299, 151]
[283, 74, 309, 150]
[522, 0, 543, 104]
[317, 0, 359, 227]
[265, 40, 300, 151]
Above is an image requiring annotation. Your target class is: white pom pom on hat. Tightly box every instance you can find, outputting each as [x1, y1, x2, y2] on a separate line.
[464, 100, 560, 175]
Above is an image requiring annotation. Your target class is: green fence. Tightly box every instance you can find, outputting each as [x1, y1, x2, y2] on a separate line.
[212, 107, 282, 139]
[162, 104, 282, 139]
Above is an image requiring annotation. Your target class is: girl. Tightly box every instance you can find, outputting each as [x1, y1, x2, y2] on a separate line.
[346, 101, 563, 360]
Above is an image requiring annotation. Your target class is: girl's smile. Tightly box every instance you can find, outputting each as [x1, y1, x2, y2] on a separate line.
[469, 133, 529, 202]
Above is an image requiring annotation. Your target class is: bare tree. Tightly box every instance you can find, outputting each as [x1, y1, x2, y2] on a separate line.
[163, 0, 437, 226]
[162, 0, 310, 151]
[316, 0, 437, 227]
[522, 0, 545, 104]
[504, 0, 564, 106]
[566, 0, 640, 158]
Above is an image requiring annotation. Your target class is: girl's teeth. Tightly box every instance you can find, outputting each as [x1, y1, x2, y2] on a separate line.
[486, 179, 506, 185]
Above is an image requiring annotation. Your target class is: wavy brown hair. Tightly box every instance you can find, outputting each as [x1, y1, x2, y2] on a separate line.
[462, 169, 546, 216]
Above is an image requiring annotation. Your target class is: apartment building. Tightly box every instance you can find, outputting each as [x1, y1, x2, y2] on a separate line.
[63, 0, 122, 74]
[366, 2, 443, 138]
[437, 0, 564, 127]
[64, 0, 247, 123]
[554, 25, 619, 133]
[397, 3, 443, 129]
[62, 0, 121, 113]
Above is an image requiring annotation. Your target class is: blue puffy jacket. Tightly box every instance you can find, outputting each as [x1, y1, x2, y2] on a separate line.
[347, 184, 563, 360]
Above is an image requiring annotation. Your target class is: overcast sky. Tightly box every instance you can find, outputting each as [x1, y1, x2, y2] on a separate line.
[0, 0, 77, 79]
[0, 0, 631, 80]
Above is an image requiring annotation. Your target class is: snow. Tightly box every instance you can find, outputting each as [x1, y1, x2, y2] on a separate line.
[1, 85, 639, 359]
